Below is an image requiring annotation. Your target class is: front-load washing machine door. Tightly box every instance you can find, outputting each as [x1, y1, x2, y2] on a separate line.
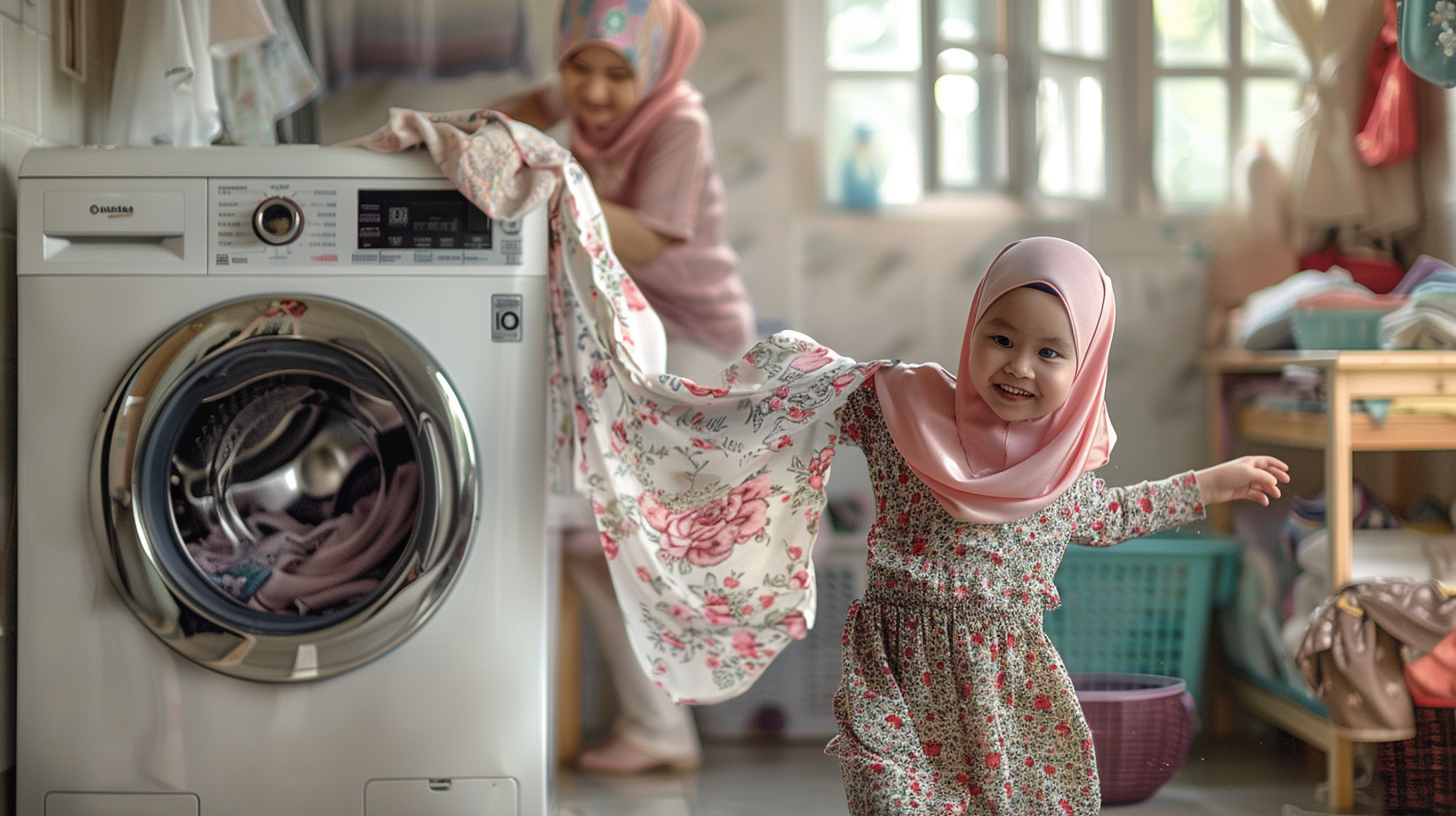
[95, 295, 476, 682]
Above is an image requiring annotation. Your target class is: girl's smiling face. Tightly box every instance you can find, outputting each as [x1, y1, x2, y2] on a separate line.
[560, 45, 641, 129]
[967, 286, 1078, 422]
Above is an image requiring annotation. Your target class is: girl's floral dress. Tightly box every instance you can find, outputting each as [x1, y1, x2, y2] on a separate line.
[827, 378, 1204, 816]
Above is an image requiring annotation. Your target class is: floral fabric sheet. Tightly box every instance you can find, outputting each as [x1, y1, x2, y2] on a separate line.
[353, 108, 879, 703]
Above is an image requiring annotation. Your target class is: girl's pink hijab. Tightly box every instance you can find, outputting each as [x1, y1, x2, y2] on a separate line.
[557, 0, 703, 171]
[875, 237, 1117, 524]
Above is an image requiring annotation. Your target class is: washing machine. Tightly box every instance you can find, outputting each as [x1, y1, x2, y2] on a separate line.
[15, 146, 554, 816]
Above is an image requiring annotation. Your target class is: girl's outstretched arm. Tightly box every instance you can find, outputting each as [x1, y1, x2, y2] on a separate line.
[1070, 472, 1206, 547]
[1193, 455, 1290, 506]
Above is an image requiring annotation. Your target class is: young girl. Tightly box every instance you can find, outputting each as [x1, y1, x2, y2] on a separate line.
[493, 0, 753, 775]
[826, 237, 1287, 814]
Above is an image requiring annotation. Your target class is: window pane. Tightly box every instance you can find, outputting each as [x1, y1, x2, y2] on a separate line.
[1155, 77, 1229, 203]
[938, 47, 979, 73]
[827, 0, 922, 71]
[937, 73, 981, 187]
[1041, 0, 1106, 59]
[825, 78, 924, 205]
[939, 0, 980, 43]
[1155, 0, 1228, 67]
[1244, 77, 1301, 167]
[1243, 0, 1302, 69]
[1038, 72, 1105, 198]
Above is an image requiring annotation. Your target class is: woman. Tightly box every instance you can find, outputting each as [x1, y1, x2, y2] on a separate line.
[493, 0, 755, 774]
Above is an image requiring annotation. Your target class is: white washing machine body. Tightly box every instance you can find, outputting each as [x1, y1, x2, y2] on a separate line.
[16, 147, 555, 816]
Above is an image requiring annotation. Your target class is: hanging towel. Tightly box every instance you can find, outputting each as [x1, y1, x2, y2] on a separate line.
[317, 0, 533, 89]
[348, 109, 880, 704]
[215, 0, 322, 145]
[107, 0, 221, 147]
[211, 0, 274, 56]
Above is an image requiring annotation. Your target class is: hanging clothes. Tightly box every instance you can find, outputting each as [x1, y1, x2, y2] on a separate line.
[1272, 0, 1422, 239]
[107, 0, 222, 147]
[348, 108, 879, 704]
[1356, 0, 1418, 168]
[214, 0, 322, 145]
[317, 0, 533, 89]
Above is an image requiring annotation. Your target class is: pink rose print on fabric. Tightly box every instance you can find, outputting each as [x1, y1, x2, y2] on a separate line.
[600, 533, 618, 560]
[733, 630, 763, 658]
[640, 475, 771, 567]
[783, 609, 808, 640]
[620, 276, 649, 311]
[832, 372, 857, 394]
[682, 379, 731, 397]
[589, 360, 612, 397]
[806, 446, 835, 490]
[787, 569, 811, 590]
[790, 346, 832, 372]
[769, 434, 793, 451]
[581, 225, 606, 258]
[703, 592, 737, 625]
[610, 420, 628, 453]
[574, 404, 590, 441]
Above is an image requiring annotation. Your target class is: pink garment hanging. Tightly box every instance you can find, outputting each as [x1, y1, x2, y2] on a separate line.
[874, 237, 1116, 524]
[559, 0, 704, 180]
[1356, 0, 1418, 168]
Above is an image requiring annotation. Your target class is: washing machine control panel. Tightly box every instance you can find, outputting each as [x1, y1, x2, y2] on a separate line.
[210, 179, 525, 273]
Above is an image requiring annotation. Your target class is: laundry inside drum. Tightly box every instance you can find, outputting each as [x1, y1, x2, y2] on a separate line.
[168, 371, 420, 618]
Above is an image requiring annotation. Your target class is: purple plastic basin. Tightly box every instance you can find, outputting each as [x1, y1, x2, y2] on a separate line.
[1072, 673, 1196, 806]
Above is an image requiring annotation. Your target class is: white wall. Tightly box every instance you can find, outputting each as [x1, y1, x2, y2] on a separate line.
[0, 0, 121, 792]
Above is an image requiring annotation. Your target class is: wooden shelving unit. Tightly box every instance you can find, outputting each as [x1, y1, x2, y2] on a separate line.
[1202, 348, 1456, 814]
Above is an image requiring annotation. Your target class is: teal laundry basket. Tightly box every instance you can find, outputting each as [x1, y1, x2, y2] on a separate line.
[1043, 533, 1241, 709]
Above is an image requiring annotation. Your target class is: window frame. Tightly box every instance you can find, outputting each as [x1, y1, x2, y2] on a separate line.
[1146, 0, 1306, 209]
[800, 0, 1301, 212]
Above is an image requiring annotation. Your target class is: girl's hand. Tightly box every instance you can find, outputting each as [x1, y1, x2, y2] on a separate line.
[1194, 456, 1290, 506]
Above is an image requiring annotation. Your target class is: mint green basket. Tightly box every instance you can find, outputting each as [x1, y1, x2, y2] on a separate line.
[1291, 308, 1393, 350]
[1044, 534, 1241, 709]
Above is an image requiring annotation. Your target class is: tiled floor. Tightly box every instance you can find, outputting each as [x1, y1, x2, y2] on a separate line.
[559, 725, 1339, 816]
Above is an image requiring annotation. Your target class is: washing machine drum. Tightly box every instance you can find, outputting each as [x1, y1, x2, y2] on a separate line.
[96, 296, 477, 682]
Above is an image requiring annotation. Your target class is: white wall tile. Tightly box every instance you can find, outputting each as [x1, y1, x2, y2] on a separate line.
[2, 17, 39, 134]
[22, 0, 49, 36]
[1, 129, 35, 232]
[38, 34, 76, 144]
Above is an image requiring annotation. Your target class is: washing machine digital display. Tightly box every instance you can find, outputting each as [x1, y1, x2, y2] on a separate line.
[357, 189, 492, 250]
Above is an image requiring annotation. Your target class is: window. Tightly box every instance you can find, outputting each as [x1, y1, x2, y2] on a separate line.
[1152, 0, 1302, 205]
[815, 0, 1303, 209]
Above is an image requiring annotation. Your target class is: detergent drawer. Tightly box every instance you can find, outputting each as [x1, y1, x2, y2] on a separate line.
[45, 792, 199, 816]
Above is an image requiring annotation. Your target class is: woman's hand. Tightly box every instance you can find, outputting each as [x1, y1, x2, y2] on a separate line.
[1194, 456, 1290, 506]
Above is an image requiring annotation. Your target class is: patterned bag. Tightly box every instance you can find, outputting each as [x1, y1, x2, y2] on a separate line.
[1398, 0, 1456, 87]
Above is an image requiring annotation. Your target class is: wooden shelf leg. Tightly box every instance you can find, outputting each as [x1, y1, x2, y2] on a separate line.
[556, 568, 583, 765]
[1327, 735, 1355, 813]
